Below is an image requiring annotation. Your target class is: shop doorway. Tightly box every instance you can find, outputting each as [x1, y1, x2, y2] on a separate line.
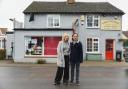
[105, 39, 114, 60]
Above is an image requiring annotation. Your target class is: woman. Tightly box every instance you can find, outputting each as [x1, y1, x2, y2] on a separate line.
[70, 33, 83, 86]
[53, 33, 70, 85]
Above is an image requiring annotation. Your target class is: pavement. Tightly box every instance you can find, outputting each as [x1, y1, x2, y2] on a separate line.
[1, 59, 128, 67]
[0, 60, 128, 89]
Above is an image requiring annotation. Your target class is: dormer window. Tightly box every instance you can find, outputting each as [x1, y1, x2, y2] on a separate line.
[47, 15, 60, 28]
[86, 15, 100, 28]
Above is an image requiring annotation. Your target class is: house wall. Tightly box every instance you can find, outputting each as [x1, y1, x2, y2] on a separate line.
[24, 14, 80, 28]
[77, 15, 123, 60]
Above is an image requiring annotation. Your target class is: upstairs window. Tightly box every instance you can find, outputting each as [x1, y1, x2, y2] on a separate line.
[86, 15, 100, 28]
[47, 15, 60, 28]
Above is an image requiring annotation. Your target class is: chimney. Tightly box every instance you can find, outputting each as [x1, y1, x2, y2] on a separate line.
[67, 0, 75, 4]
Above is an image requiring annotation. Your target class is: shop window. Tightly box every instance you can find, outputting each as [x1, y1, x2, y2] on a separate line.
[25, 36, 43, 55]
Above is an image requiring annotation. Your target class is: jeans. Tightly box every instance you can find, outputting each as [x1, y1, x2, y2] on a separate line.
[70, 63, 80, 83]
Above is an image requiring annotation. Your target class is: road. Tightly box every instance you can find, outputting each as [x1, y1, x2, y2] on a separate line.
[0, 66, 128, 89]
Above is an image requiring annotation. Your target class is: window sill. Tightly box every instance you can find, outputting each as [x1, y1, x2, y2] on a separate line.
[47, 27, 60, 28]
[86, 27, 100, 29]
[24, 55, 57, 58]
[86, 52, 101, 54]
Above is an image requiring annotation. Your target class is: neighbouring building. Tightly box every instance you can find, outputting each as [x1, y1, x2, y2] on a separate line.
[6, 31, 14, 59]
[122, 31, 128, 48]
[121, 31, 128, 60]
[0, 28, 7, 49]
[12, 0, 124, 63]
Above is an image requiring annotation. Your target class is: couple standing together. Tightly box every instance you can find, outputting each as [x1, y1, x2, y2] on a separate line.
[54, 33, 83, 86]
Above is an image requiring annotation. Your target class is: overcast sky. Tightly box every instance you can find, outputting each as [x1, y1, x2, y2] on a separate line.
[0, 0, 128, 31]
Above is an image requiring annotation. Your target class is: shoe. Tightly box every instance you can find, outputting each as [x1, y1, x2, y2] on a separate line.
[53, 82, 57, 85]
[76, 83, 80, 86]
[53, 82, 60, 85]
[63, 82, 68, 85]
[69, 81, 73, 85]
[76, 82, 80, 86]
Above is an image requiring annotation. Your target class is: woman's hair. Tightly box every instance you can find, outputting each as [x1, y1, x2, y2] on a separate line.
[62, 33, 69, 41]
[72, 33, 78, 41]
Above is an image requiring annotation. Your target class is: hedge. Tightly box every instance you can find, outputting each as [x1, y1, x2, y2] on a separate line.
[0, 49, 6, 60]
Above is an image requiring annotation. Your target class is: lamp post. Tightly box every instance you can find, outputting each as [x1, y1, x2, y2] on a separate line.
[3, 38, 6, 50]
[9, 18, 15, 29]
[9, 18, 15, 59]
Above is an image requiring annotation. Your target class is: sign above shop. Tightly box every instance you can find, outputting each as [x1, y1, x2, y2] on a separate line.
[101, 20, 121, 30]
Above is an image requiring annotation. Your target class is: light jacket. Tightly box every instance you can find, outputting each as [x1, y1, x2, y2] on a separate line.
[56, 41, 70, 67]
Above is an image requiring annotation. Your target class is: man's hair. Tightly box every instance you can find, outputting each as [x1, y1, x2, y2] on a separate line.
[72, 33, 78, 41]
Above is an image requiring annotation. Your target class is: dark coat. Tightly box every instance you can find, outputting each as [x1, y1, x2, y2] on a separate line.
[70, 41, 83, 64]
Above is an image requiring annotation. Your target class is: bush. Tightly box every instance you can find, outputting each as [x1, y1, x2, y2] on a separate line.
[0, 49, 6, 60]
[37, 59, 46, 64]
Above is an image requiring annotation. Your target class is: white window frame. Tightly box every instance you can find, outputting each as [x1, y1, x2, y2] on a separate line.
[47, 15, 60, 28]
[86, 15, 100, 28]
[86, 38, 99, 53]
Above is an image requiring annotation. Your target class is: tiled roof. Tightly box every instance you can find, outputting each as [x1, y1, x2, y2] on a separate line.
[6, 31, 14, 34]
[123, 31, 128, 38]
[23, 1, 124, 15]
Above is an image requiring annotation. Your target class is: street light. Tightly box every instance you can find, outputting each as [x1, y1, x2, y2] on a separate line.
[9, 18, 15, 29]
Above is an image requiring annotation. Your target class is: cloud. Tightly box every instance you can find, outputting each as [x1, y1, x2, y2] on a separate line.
[0, 0, 3, 6]
[0, 0, 2, 3]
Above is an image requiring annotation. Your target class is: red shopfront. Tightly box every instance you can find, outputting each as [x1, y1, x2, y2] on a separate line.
[44, 37, 61, 55]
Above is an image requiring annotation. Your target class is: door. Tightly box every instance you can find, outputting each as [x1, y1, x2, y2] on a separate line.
[44, 37, 61, 55]
[105, 39, 114, 60]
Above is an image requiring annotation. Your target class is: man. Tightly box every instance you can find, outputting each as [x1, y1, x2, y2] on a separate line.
[70, 33, 83, 86]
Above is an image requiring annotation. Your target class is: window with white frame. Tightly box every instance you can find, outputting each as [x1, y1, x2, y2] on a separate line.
[47, 15, 60, 28]
[86, 15, 100, 28]
[87, 38, 99, 53]
[25, 36, 43, 55]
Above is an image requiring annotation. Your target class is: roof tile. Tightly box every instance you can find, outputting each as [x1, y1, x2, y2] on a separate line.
[23, 2, 124, 15]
